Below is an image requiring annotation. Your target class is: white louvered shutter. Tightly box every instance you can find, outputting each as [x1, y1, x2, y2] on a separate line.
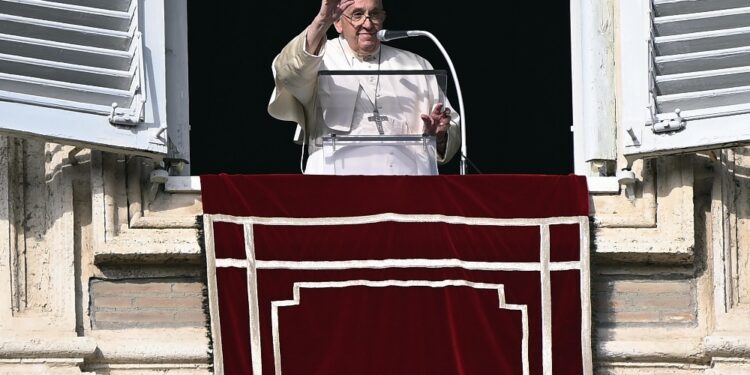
[623, 0, 750, 159]
[0, 0, 168, 156]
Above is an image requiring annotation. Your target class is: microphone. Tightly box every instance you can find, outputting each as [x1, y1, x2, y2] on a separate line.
[375, 29, 470, 175]
[376, 29, 424, 42]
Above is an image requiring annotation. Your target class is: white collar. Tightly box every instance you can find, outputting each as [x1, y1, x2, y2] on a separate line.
[337, 36, 381, 63]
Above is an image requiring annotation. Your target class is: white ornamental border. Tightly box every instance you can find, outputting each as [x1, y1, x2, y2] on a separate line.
[270, 280, 529, 375]
[203, 213, 592, 375]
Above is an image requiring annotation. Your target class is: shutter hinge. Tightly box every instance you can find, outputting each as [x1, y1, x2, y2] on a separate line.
[652, 109, 685, 133]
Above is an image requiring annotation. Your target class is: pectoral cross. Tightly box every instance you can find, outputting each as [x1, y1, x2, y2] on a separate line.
[368, 109, 388, 135]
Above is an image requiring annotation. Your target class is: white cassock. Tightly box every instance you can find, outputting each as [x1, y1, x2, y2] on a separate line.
[268, 30, 461, 175]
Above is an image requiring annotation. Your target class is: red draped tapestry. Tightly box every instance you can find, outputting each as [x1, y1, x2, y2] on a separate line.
[200, 174, 592, 375]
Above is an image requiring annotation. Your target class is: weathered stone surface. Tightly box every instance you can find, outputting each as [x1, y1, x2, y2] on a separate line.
[90, 279, 206, 330]
[0, 142, 208, 374]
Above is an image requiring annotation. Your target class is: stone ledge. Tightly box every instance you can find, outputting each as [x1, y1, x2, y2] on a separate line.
[95, 228, 202, 265]
[87, 328, 210, 365]
[165, 176, 201, 193]
[595, 362, 708, 375]
[587, 176, 621, 194]
[592, 218, 695, 264]
[593, 233, 694, 264]
[704, 334, 750, 358]
[83, 363, 210, 374]
[0, 336, 97, 359]
[597, 338, 705, 363]
[596, 328, 706, 364]
[129, 215, 200, 229]
[705, 357, 750, 375]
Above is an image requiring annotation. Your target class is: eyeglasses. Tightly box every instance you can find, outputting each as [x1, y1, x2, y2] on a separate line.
[341, 10, 386, 25]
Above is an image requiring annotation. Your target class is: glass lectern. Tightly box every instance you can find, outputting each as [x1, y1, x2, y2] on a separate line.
[315, 69, 448, 176]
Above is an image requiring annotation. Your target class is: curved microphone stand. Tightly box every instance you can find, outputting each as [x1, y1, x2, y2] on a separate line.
[377, 30, 468, 175]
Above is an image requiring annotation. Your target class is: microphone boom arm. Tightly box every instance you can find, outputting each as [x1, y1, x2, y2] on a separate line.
[377, 30, 468, 174]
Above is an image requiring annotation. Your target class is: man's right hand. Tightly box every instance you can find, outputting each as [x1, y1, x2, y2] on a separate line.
[307, 0, 354, 54]
[317, 0, 354, 24]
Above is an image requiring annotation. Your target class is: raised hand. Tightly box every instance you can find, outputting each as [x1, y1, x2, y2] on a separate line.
[307, 0, 355, 54]
[317, 0, 355, 24]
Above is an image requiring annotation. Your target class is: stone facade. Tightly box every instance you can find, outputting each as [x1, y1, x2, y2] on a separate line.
[588, 153, 750, 373]
[0, 139, 208, 374]
[2, 136, 749, 374]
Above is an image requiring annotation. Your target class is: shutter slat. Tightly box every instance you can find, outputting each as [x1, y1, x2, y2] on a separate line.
[0, 89, 112, 114]
[652, 0, 750, 117]
[0, 53, 133, 89]
[0, 33, 132, 70]
[655, 26, 750, 55]
[657, 85, 750, 112]
[654, 0, 750, 17]
[656, 46, 750, 74]
[0, 0, 132, 30]
[0, 71, 132, 107]
[0, 13, 132, 50]
[654, 7, 750, 36]
[656, 66, 750, 95]
[45, 0, 131, 13]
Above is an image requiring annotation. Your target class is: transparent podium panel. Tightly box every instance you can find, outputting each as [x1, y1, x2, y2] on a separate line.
[322, 135, 438, 175]
[317, 69, 448, 136]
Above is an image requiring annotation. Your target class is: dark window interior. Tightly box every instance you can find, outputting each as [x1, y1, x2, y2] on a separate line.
[187, 2, 573, 175]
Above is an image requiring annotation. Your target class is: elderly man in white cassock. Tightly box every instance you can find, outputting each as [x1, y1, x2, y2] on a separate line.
[268, 0, 461, 175]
